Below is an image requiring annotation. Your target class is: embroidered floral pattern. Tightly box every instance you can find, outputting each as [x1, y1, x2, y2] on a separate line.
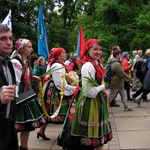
[15, 41, 22, 50]
[24, 74, 28, 80]
[91, 139, 99, 146]
[11, 62, 22, 71]
[81, 137, 100, 147]
[109, 131, 113, 139]
[46, 81, 54, 100]
[66, 99, 77, 127]
[70, 107, 76, 115]
[47, 90, 52, 96]
[45, 80, 55, 113]
[68, 114, 74, 122]
[15, 117, 46, 132]
[50, 82, 54, 87]
[15, 124, 23, 131]
[80, 132, 113, 147]
[32, 120, 40, 127]
[84, 138, 91, 146]
[15, 39, 29, 51]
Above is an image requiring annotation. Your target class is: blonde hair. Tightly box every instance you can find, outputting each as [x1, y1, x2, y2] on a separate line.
[38, 56, 46, 65]
[145, 49, 150, 54]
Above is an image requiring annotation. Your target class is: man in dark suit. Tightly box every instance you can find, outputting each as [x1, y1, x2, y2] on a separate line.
[0, 24, 18, 150]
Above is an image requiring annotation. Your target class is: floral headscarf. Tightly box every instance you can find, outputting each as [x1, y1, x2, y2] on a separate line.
[10, 39, 30, 59]
[15, 39, 29, 51]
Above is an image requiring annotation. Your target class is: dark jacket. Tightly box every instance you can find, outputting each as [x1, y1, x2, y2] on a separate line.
[134, 54, 148, 82]
[0, 58, 18, 150]
[142, 56, 150, 90]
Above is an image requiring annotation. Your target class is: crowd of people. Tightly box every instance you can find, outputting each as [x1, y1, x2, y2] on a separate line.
[0, 23, 150, 150]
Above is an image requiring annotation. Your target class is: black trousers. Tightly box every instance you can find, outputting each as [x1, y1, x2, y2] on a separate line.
[124, 81, 131, 99]
[134, 86, 149, 100]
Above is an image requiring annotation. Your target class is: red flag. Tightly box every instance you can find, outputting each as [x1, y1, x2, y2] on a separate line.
[79, 26, 85, 57]
[76, 26, 85, 57]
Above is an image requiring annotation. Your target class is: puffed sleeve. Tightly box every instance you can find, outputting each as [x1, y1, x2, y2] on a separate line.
[51, 63, 76, 96]
[81, 62, 105, 98]
[11, 59, 23, 97]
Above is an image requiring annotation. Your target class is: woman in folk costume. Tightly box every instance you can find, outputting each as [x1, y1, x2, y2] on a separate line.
[43, 47, 78, 123]
[29, 54, 50, 141]
[11, 39, 47, 150]
[58, 39, 112, 150]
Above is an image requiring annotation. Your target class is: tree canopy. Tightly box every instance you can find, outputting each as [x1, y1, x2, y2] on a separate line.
[0, 0, 149, 59]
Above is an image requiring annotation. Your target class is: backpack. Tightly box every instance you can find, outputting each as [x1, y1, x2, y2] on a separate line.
[104, 61, 115, 83]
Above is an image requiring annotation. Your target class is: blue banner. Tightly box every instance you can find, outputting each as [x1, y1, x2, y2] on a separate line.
[38, 5, 49, 61]
[75, 30, 80, 57]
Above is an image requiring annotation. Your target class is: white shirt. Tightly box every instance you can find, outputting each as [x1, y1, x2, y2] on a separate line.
[81, 61, 105, 98]
[51, 63, 76, 96]
[11, 59, 23, 97]
[64, 60, 71, 66]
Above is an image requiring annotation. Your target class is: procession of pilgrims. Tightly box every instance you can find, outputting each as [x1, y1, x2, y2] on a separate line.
[11, 38, 112, 150]
[36, 39, 111, 150]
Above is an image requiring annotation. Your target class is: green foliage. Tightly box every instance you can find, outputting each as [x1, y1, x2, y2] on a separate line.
[88, 0, 149, 59]
[0, 0, 149, 59]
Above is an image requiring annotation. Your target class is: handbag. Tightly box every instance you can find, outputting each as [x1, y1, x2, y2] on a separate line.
[16, 89, 37, 105]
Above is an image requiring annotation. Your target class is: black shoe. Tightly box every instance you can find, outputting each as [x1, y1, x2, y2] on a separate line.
[37, 132, 50, 140]
[127, 98, 133, 101]
[110, 103, 120, 107]
[19, 146, 28, 150]
[132, 89, 137, 92]
[131, 94, 136, 102]
[137, 97, 143, 107]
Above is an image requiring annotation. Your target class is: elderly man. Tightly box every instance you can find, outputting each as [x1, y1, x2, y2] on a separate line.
[0, 24, 18, 150]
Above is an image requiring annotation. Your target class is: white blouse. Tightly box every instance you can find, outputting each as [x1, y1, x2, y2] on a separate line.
[11, 56, 30, 97]
[51, 63, 76, 96]
[11, 59, 23, 97]
[81, 61, 105, 98]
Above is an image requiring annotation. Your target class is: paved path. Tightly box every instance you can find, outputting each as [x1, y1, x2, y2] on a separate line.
[19, 90, 150, 150]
